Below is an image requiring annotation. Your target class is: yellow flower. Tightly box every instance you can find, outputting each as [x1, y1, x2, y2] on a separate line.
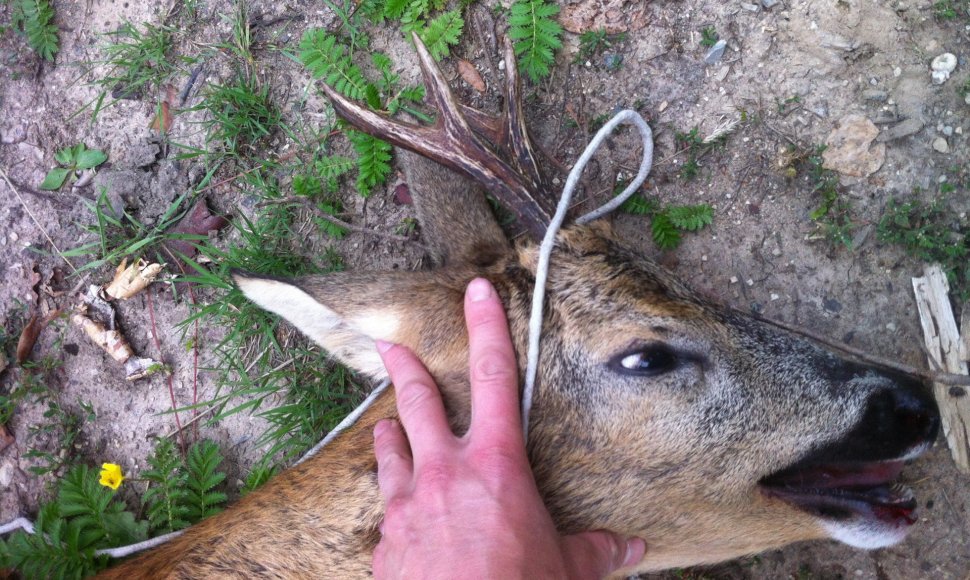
[99, 463, 124, 490]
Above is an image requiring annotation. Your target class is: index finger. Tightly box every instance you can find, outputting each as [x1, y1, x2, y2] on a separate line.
[464, 278, 524, 448]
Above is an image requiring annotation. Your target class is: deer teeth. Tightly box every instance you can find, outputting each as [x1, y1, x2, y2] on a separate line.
[890, 483, 914, 501]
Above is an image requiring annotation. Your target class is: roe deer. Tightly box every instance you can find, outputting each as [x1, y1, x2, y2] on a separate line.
[100, 35, 940, 578]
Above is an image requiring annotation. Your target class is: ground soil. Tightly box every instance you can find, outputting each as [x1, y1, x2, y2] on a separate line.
[0, 0, 968, 578]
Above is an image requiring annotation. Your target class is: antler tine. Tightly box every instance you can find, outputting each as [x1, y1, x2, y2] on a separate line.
[499, 36, 544, 193]
[320, 35, 554, 238]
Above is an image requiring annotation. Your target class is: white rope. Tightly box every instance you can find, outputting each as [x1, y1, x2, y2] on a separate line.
[294, 378, 391, 465]
[96, 530, 184, 558]
[521, 110, 654, 441]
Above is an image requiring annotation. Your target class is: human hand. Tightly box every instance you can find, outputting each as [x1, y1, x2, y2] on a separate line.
[372, 277, 645, 579]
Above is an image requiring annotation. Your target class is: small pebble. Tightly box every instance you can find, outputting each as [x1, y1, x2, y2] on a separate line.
[771, 248, 782, 257]
[930, 53, 957, 85]
[943, 126, 953, 136]
[893, 66, 902, 77]
[740, 2, 760, 11]
[862, 89, 888, 102]
[932, 137, 949, 153]
[886, 323, 897, 332]
[730, 276, 739, 284]
[498, 59, 505, 71]
[761, 0, 779, 7]
[746, 278, 754, 286]
[704, 39, 728, 65]
[770, 293, 780, 301]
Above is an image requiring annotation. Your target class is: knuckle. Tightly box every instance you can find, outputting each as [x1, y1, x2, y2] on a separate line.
[470, 349, 517, 384]
[472, 445, 524, 477]
[397, 381, 439, 414]
[417, 459, 456, 487]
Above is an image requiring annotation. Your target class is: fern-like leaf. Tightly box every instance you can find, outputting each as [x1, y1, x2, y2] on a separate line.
[58, 466, 146, 548]
[4, 493, 112, 579]
[400, 0, 431, 33]
[316, 156, 355, 192]
[384, 0, 412, 19]
[348, 130, 393, 196]
[508, 0, 563, 83]
[185, 440, 228, 523]
[140, 439, 190, 534]
[13, 0, 60, 62]
[298, 30, 368, 100]
[651, 212, 683, 250]
[419, 10, 464, 61]
[619, 194, 659, 216]
[666, 204, 714, 231]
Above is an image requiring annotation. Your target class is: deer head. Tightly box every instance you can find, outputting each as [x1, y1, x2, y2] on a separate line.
[234, 36, 940, 573]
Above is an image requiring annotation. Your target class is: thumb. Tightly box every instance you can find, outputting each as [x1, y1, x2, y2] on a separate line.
[561, 530, 646, 579]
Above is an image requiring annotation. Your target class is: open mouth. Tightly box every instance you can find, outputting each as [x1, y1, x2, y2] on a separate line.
[760, 459, 918, 527]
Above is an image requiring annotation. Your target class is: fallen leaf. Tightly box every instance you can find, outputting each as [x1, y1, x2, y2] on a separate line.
[104, 259, 165, 300]
[457, 60, 486, 93]
[16, 310, 62, 364]
[150, 85, 177, 133]
[150, 100, 172, 133]
[0, 424, 14, 453]
[393, 183, 413, 205]
[161, 199, 229, 270]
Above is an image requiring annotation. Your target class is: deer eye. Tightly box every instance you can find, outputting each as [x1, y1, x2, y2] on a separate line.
[611, 346, 680, 376]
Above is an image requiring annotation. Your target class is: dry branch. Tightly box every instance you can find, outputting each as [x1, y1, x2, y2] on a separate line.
[912, 265, 970, 473]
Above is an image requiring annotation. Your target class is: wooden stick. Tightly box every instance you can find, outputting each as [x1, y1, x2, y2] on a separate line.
[752, 312, 970, 387]
[258, 196, 427, 249]
[912, 265, 970, 473]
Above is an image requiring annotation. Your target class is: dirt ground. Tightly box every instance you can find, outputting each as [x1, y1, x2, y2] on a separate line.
[1, 0, 968, 578]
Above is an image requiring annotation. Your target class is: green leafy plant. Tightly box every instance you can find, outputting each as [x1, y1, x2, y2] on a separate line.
[674, 127, 727, 181]
[508, 0, 563, 83]
[184, 441, 228, 522]
[299, 30, 369, 100]
[198, 74, 282, 157]
[299, 31, 427, 195]
[877, 195, 969, 301]
[801, 145, 854, 246]
[700, 26, 719, 48]
[348, 129, 393, 196]
[575, 28, 627, 64]
[40, 143, 108, 190]
[10, 0, 59, 61]
[141, 438, 191, 533]
[0, 466, 146, 578]
[419, 9, 464, 60]
[619, 191, 714, 250]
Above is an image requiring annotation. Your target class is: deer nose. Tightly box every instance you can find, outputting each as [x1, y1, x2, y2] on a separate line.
[855, 379, 940, 460]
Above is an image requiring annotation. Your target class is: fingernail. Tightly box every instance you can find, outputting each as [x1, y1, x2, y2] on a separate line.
[375, 340, 394, 354]
[622, 538, 646, 567]
[467, 278, 493, 302]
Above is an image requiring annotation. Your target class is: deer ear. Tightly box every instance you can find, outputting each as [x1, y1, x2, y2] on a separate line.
[231, 270, 466, 382]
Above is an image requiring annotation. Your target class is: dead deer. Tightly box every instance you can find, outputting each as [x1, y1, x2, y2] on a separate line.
[99, 36, 940, 578]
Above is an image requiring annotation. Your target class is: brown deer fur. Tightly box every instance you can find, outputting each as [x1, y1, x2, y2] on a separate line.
[101, 38, 939, 579]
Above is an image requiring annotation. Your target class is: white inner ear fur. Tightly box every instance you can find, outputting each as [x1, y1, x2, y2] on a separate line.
[235, 276, 400, 381]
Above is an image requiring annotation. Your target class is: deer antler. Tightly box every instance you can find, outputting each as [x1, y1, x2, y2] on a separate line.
[321, 34, 554, 238]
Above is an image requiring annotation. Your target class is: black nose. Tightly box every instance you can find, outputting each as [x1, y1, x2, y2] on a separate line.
[828, 376, 941, 462]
